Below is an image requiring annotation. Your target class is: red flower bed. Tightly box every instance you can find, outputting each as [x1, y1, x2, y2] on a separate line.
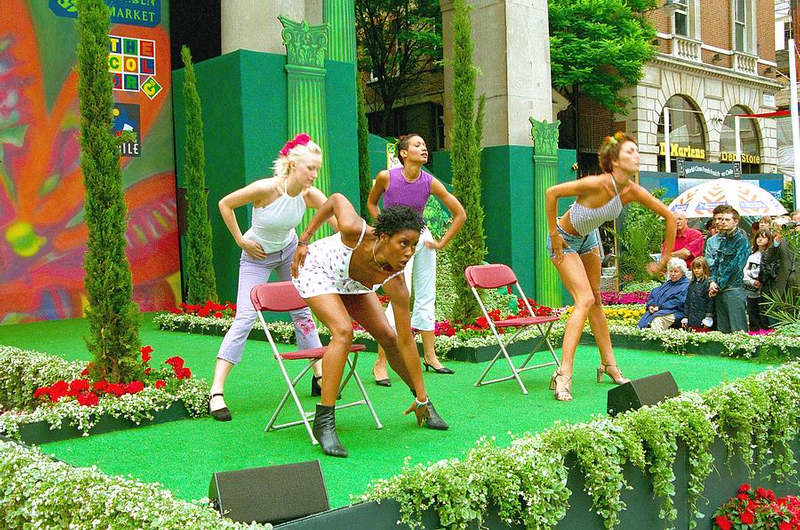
[32, 346, 193, 407]
[169, 300, 236, 318]
[714, 484, 800, 529]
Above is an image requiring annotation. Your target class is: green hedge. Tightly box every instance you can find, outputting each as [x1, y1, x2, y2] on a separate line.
[0, 439, 269, 529]
[361, 362, 800, 529]
[0, 346, 85, 411]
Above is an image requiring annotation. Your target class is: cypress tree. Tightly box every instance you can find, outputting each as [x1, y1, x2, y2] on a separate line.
[181, 45, 218, 304]
[447, 0, 486, 323]
[356, 76, 372, 221]
[76, 0, 141, 382]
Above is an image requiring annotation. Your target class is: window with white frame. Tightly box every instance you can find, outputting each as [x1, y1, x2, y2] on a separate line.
[733, 0, 748, 52]
[673, 0, 688, 37]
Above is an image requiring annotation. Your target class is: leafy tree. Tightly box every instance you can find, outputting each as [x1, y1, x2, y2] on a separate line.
[447, 0, 486, 323]
[549, 0, 657, 147]
[356, 76, 372, 221]
[181, 45, 218, 304]
[76, 0, 141, 382]
[354, 0, 442, 136]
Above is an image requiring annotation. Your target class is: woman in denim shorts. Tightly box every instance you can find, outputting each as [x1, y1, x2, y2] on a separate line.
[544, 133, 676, 401]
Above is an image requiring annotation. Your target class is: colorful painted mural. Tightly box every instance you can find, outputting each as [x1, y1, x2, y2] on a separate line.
[0, 1, 179, 324]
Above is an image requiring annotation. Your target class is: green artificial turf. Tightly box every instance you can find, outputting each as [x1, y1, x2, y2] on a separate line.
[0, 315, 770, 508]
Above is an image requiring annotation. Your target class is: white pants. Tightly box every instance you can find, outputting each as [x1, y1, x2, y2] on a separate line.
[385, 227, 436, 331]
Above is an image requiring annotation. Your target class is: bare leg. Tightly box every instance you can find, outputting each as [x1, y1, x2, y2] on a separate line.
[341, 293, 427, 402]
[304, 294, 354, 407]
[373, 345, 389, 381]
[420, 330, 440, 367]
[580, 250, 626, 381]
[210, 359, 233, 411]
[553, 253, 595, 376]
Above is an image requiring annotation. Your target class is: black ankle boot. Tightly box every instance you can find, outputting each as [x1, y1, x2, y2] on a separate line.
[311, 375, 322, 397]
[312, 404, 348, 457]
[424, 400, 449, 431]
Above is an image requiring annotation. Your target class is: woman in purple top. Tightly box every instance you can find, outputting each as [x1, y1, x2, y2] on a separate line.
[367, 134, 466, 384]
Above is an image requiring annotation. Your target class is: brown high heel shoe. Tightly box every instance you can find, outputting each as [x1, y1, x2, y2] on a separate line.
[549, 370, 573, 401]
[597, 363, 630, 385]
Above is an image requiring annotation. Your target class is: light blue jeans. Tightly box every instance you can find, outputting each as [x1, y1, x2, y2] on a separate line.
[217, 239, 321, 365]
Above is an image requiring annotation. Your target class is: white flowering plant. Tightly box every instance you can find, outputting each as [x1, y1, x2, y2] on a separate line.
[0, 345, 209, 439]
[0, 439, 269, 529]
[361, 363, 800, 530]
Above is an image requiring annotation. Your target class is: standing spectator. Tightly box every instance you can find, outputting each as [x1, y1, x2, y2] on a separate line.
[707, 206, 750, 332]
[759, 219, 796, 326]
[791, 210, 800, 222]
[703, 206, 727, 269]
[662, 212, 704, 267]
[681, 256, 714, 329]
[638, 257, 690, 330]
[743, 229, 772, 331]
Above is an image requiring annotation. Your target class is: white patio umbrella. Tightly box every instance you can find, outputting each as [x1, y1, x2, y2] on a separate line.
[667, 178, 788, 218]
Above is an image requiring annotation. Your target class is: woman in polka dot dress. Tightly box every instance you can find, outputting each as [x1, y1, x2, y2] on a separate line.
[291, 193, 449, 458]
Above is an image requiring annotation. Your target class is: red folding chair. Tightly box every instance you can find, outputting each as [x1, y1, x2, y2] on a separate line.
[250, 282, 381, 445]
[464, 264, 561, 394]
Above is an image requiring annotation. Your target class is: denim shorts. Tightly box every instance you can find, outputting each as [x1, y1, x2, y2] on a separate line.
[546, 224, 599, 259]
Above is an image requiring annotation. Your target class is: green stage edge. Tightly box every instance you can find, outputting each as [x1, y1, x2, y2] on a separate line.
[173, 51, 359, 303]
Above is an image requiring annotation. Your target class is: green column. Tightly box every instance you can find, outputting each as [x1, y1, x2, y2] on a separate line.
[279, 16, 332, 238]
[530, 118, 562, 308]
[324, 0, 356, 63]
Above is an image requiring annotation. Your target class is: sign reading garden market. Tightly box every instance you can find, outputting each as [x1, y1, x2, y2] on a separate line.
[50, 0, 161, 27]
[659, 142, 706, 159]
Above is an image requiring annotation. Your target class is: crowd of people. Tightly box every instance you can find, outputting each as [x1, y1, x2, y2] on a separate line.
[638, 205, 799, 334]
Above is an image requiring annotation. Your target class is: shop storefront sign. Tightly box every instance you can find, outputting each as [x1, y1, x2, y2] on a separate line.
[659, 142, 706, 159]
[719, 151, 761, 164]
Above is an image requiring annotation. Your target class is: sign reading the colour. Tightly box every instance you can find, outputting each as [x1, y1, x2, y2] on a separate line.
[49, 0, 161, 28]
[108, 34, 162, 99]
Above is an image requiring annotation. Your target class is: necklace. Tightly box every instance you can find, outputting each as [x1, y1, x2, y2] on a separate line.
[372, 241, 391, 271]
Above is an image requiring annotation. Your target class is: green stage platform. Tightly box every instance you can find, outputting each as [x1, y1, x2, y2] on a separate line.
[0, 314, 770, 509]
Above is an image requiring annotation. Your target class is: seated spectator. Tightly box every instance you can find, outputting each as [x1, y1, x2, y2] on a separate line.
[744, 229, 772, 331]
[662, 212, 704, 267]
[791, 210, 800, 223]
[703, 218, 716, 239]
[638, 257, 690, 331]
[681, 256, 714, 330]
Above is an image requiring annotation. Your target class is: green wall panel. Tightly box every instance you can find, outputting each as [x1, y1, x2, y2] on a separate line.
[325, 60, 359, 206]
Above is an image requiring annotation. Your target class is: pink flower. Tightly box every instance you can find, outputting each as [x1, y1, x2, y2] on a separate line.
[279, 133, 311, 156]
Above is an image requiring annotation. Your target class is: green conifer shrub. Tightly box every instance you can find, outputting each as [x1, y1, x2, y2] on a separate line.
[181, 45, 218, 304]
[76, 0, 141, 382]
[447, 0, 487, 323]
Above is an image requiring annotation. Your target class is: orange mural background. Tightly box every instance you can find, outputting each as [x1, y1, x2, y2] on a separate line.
[0, 1, 180, 324]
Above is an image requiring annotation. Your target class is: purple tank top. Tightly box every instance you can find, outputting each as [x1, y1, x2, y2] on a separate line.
[382, 167, 433, 215]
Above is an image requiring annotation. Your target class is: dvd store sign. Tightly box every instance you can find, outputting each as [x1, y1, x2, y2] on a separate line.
[720, 151, 761, 164]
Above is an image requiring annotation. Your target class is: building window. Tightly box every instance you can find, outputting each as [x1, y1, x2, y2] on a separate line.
[673, 0, 688, 36]
[784, 21, 793, 50]
[719, 105, 761, 173]
[734, 0, 748, 52]
[656, 95, 707, 172]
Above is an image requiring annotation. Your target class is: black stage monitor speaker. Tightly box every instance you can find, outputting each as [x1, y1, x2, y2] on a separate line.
[209, 460, 329, 525]
[607, 371, 679, 416]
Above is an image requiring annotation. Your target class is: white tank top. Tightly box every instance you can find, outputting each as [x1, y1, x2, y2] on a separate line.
[242, 181, 307, 253]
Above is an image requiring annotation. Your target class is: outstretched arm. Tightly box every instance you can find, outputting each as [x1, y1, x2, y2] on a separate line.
[366, 170, 390, 221]
[631, 184, 676, 274]
[292, 193, 363, 276]
[427, 179, 466, 250]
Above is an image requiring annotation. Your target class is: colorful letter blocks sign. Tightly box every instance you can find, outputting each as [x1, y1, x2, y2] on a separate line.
[108, 35, 162, 99]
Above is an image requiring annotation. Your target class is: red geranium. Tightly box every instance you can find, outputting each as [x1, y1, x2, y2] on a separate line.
[714, 485, 800, 529]
[140, 345, 153, 363]
[715, 515, 732, 530]
[154, 380, 166, 389]
[76, 391, 99, 407]
[165, 356, 185, 369]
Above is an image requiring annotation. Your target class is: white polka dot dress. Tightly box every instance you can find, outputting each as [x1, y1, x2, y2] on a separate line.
[293, 221, 404, 298]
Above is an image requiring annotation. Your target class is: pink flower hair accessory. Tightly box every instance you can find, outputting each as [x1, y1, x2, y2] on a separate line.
[279, 133, 311, 156]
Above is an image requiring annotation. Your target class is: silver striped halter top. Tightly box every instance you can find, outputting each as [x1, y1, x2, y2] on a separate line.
[567, 175, 623, 236]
